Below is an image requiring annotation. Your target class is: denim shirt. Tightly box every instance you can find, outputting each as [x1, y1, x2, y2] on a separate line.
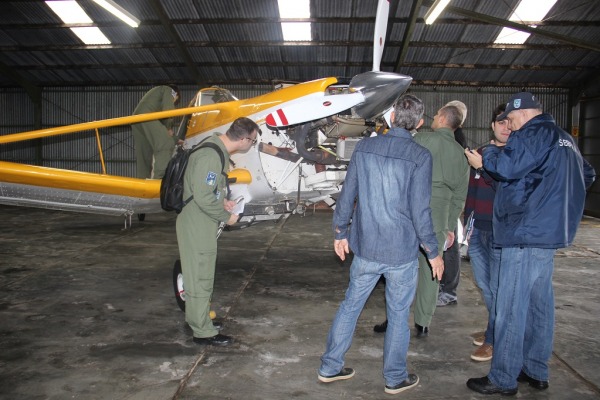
[333, 128, 439, 265]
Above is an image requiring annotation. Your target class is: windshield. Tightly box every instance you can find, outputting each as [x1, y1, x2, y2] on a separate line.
[194, 88, 238, 106]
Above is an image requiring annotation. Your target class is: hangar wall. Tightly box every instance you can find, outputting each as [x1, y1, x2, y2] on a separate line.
[0, 84, 597, 216]
[579, 97, 600, 217]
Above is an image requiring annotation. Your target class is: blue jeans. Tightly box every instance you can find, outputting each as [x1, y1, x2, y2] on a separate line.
[467, 228, 501, 345]
[319, 255, 418, 386]
[488, 247, 555, 390]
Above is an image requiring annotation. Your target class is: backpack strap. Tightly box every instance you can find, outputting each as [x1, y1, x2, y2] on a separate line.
[183, 141, 229, 207]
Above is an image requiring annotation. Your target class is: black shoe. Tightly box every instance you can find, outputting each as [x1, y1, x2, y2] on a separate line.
[517, 370, 549, 390]
[414, 323, 429, 338]
[193, 333, 233, 346]
[213, 321, 223, 330]
[385, 373, 419, 394]
[467, 376, 517, 396]
[318, 367, 355, 383]
[137, 213, 145, 221]
[373, 319, 388, 333]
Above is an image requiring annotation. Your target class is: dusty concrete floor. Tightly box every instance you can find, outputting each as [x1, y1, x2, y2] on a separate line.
[0, 205, 599, 400]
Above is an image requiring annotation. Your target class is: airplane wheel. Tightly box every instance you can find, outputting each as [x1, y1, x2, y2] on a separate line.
[173, 259, 185, 311]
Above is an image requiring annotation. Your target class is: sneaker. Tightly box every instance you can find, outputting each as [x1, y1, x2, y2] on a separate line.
[385, 374, 419, 394]
[471, 331, 485, 346]
[436, 292, 458, 307]
[471, 343, 493, 362]
[318, 367, 355, 383]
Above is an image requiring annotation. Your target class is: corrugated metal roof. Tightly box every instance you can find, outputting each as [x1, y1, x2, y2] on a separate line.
[0, 0, 598, 90]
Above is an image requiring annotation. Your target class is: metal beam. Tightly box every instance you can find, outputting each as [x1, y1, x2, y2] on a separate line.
[14, 61, 596, 72]
[3, 18, 597, 28]
[0, 41, 587, 52]
[394, 0, 423, 72]
[13, 78, 571, 89]
[446, 6, 600, 53]
[147, 0, 206, 87]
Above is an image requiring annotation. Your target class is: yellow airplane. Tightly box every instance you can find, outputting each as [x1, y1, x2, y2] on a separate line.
[0, 0, 413, 310]
[0, 0, 411, 231]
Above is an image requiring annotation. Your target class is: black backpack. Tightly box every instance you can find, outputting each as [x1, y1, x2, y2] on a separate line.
[160, 141, 227, 213]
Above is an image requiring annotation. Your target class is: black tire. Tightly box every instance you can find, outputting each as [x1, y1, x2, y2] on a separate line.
[173, 259, 185, 311]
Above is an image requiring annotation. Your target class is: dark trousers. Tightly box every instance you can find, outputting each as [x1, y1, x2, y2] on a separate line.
[440, 228, 460, 297]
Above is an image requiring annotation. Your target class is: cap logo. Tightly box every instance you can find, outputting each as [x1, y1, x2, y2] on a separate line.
[514, 99, 521, 108]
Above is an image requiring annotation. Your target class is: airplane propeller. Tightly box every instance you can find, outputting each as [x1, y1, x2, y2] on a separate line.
[265, 0, 411, 129]
[372, 0, 390, 72]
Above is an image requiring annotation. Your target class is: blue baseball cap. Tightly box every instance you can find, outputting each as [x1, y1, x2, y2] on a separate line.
[496, 92, 542, 121]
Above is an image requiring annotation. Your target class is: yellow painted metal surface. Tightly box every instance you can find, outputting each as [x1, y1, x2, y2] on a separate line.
[0, 103, 227, 145]
[0, 161, 161, 197]
[185, 78, 338, 138]
[0, 161, 252, 197]
[228, 168, 252, 184]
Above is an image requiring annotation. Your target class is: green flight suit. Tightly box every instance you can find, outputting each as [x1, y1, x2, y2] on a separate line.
[176, 134, 231, 339]
[413, 127, 469, 327]
[132, 86, 177, 179]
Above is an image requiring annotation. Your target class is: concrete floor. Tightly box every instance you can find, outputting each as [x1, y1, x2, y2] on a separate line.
[0, 205, 599, 400]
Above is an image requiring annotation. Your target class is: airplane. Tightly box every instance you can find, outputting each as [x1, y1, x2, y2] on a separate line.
[0, 0, 413, 310]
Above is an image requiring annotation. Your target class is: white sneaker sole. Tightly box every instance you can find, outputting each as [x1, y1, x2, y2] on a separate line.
[318, 369, 355, 383]
[471, 354, 493, 362]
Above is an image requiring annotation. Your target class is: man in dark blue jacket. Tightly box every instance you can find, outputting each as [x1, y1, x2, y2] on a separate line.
[318, 94, 444, 395]
[466, 92, 596, 396]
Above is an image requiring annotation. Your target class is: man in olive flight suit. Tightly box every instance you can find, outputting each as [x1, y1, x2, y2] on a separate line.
[176, 117, 259, 346]
[412, 104, 469, 337]
[132, 84, 180, 179]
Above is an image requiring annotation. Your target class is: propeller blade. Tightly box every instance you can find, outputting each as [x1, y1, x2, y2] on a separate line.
[372, 0, 390, 72]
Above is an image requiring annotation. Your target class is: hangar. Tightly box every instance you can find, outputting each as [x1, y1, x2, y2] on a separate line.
[0, 0, 599, 398]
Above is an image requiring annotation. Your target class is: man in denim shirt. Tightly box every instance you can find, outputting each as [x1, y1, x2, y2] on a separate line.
[318, 95, 444, 395]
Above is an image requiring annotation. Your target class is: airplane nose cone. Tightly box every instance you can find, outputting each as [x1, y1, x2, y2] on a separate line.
[349, 71, 413, 120]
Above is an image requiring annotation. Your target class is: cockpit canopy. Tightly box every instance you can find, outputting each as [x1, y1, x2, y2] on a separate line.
[193, 87, 238, 106]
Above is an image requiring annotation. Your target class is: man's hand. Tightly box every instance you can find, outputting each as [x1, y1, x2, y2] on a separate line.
[334, 239, 350, 261]
[223, 199, 236, 213]
[464, 148, 483, 169]
[428, 255, 444, 280]
[446, 230, 455, 249]
[226, 213, 239, 226]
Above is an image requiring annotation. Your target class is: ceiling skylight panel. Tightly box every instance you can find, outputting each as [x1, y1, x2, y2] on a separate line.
[46, 1, 111, 44]
[46, 1, 93, 24]
[70, 27, 111, 44]
[278, 0, 312, 41]
[494, 0, 558, 44]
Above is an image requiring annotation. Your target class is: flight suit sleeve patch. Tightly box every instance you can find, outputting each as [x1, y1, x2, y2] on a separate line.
[205, 171, 217, 186]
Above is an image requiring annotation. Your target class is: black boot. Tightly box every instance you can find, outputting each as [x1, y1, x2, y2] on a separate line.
[373, 319, 388, 333]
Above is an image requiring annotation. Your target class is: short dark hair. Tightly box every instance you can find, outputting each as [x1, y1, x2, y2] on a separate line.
[392, 94, 424, 131]
[492, 103, 507, 124]
[226, 117, 260, 141]
[439, 105, 462, 130]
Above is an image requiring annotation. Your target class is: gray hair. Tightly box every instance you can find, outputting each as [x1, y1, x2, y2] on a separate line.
[439, 105, 463, 130]
[392, 94, 424, 131]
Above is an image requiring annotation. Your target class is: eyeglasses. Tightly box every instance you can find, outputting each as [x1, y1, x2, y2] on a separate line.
[244, 137, 258, 145]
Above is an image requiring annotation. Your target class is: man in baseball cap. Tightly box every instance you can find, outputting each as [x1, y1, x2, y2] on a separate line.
[466, 91, 596, 395]
[496, 91, 542, 122]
